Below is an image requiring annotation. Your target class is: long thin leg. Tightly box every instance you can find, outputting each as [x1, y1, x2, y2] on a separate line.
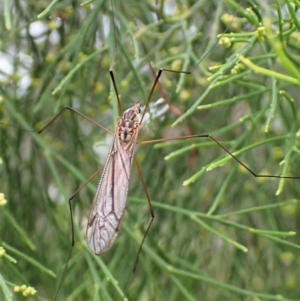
[109, 70, 123, 117]
[137, 134, 300, 180]
[68, 167, 104, 251]
[132, 158, 155, 272]
[38, 105, 112, 249]
[53, 167, 104, 301]
[122, 158, 155, 301]
[38, 106, 113, 135]
[38, 105, 110, 254]
[140, 68, 191, 124]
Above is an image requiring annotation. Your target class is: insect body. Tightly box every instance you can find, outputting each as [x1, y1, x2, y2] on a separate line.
[86, 103, 141, 254]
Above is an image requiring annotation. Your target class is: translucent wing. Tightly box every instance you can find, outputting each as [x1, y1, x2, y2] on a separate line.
[86, 125, 138, 254]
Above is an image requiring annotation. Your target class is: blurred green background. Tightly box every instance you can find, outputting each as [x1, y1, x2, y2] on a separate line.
[1, 0, 300, 300]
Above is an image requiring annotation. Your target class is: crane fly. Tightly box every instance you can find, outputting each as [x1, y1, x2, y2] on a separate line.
[86, 103, 141, 254]
[35, 1, 300, 300]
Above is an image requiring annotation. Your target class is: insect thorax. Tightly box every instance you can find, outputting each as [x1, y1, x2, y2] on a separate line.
[118, 104, 141, 143]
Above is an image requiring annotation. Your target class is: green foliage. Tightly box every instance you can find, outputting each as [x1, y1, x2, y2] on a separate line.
[1, 0, 300, 300]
